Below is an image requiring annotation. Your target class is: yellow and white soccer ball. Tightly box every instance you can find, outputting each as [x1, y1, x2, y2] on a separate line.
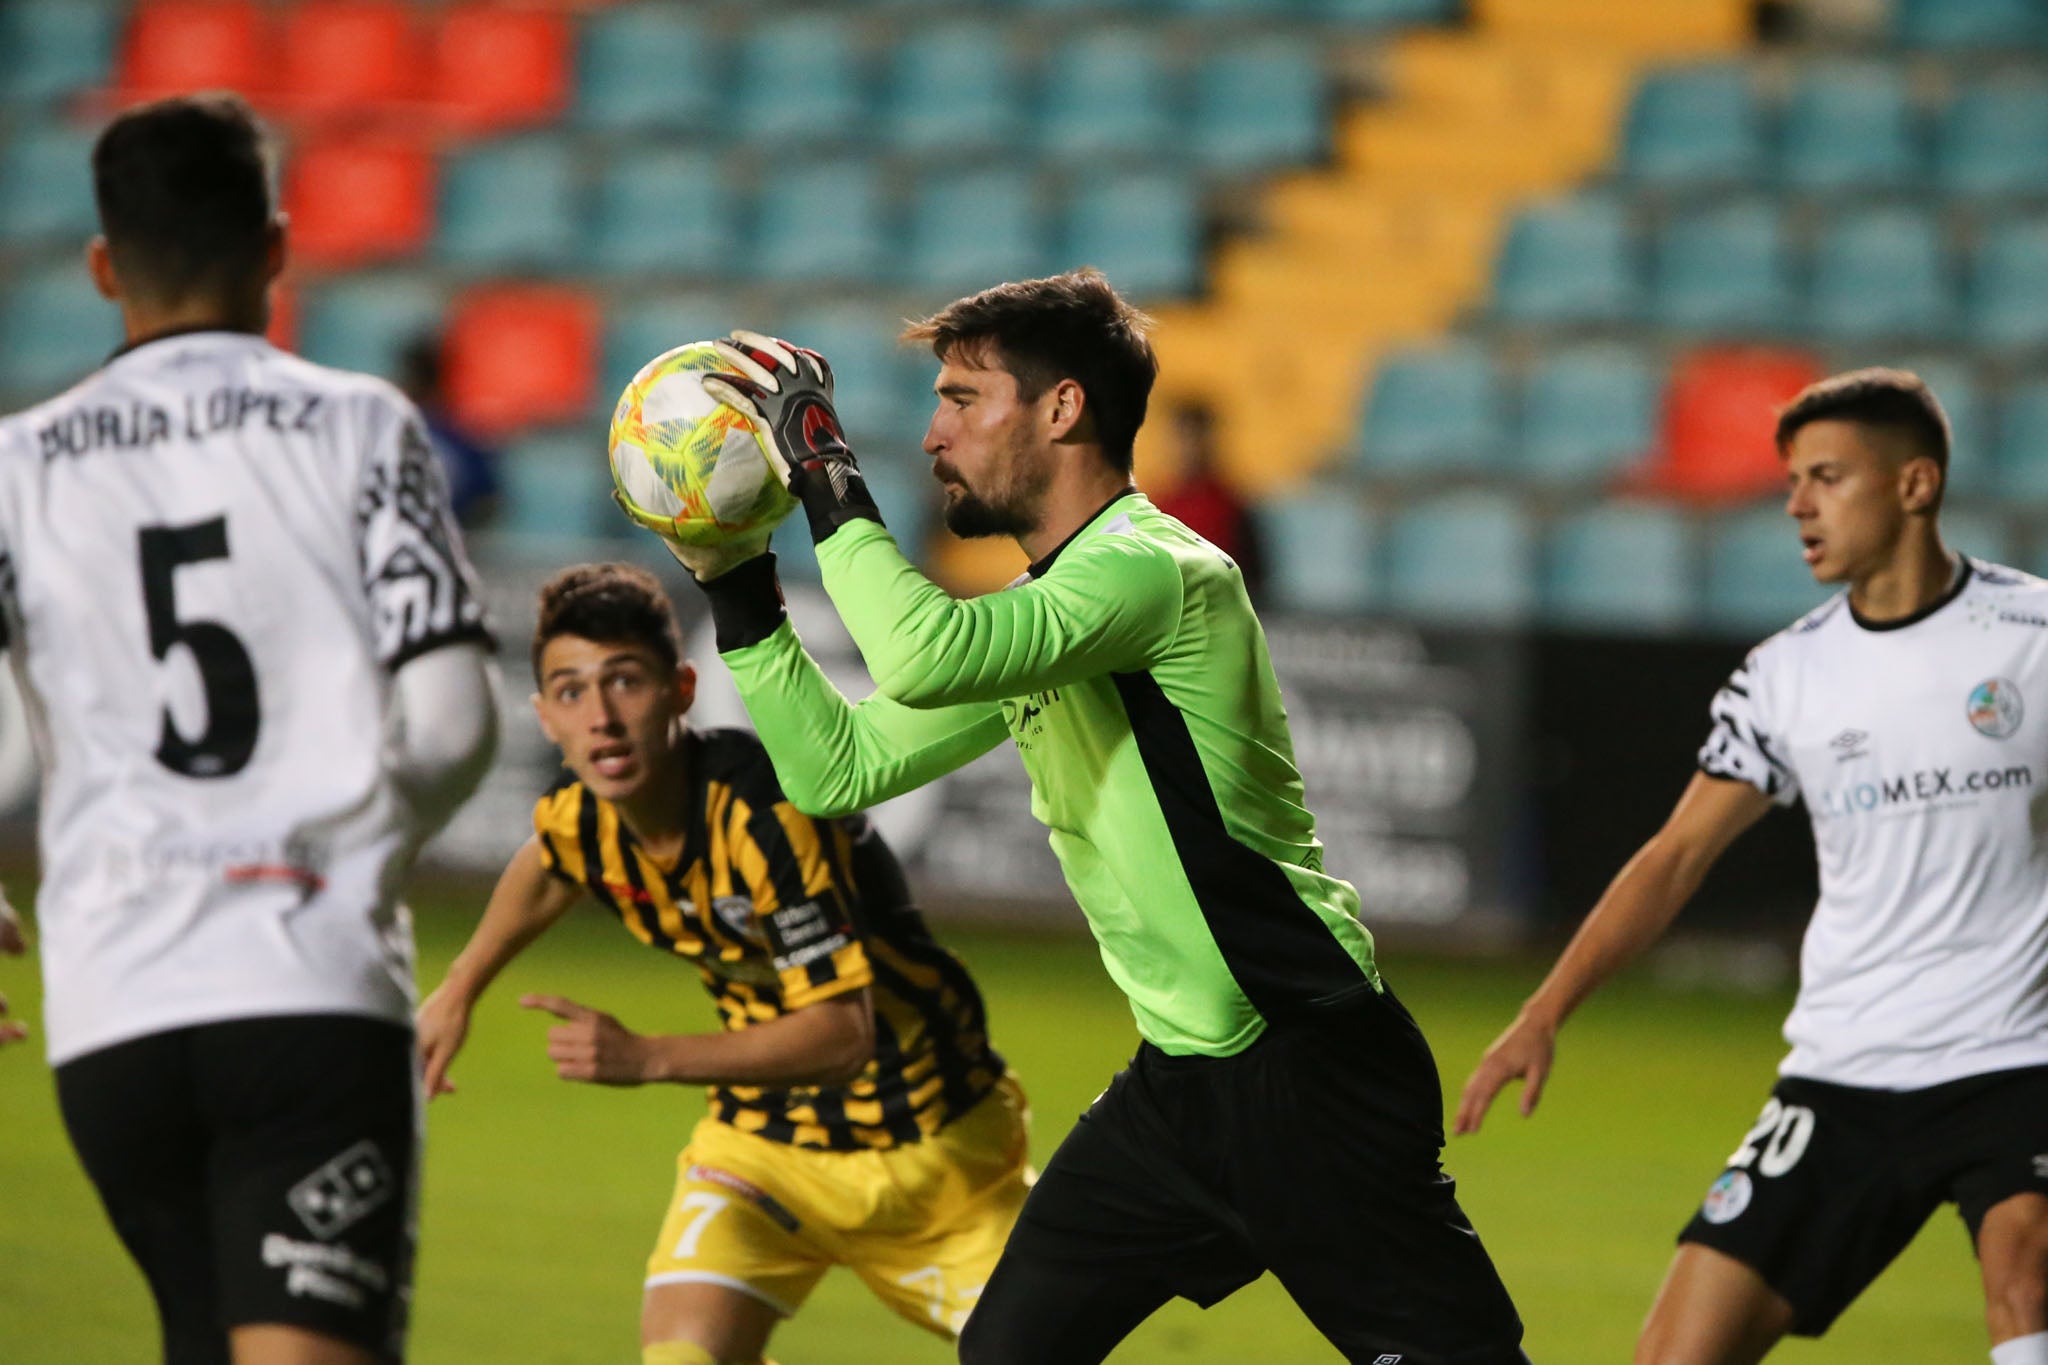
[608, 341, 798, 547]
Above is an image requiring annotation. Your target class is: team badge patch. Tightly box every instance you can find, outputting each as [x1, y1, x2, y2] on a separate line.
[1968, 678, 2024, 739]
[1700, 1170, 1753, 1225]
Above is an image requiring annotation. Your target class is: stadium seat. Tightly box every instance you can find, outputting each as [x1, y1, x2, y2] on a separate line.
[1314, 0, 1461, 21]
[276, 1, 423, 120]
[1189, 39, 1327, 174]
[1703, 504, 1830, 634]
[1936, 80, 2048, 200]
[1543, 503, 1696, 632]
[1636, 346, 1824, 503]
[296, 273, 447, 380]
[436, 136, 580, 273]
[114, 0, 270, 104]
[0, 124, 100, 246]
[1518, 346, 1660, 485]
[0, 0, 123, 105]
[1062, 173, 1201, 300]
[852, 456, 934, 564]
[1778, 61, 1920, 194]
[1384, 490, 1536, 624]
[0, 268, 119, 399]
[733, 14, 867, 145]
[602, 294, 737, 402]
[1969, 216, 2048, 350]
[443, 285, 601, 438]
[1620, 63, 1766, 189]
[750, 160, 891, 284]
[1491, 195, 1642, 328]
[1807, 206, 1955, 343]
[574, 5, 721, 133]
[1262, 488, 1379, 614]
[1894, 0, 2048, 48]
[1651, 200, 1796, 334]
[1353, 343, 1508, 477]
[771, 304, 920, 446]
[497, 429, 614, 543]
[903, 168, 1050, 296]
[1038, 29, 1176, 161]
[768, 509, 821, 581]
[588, 147, 734, 278]
[1940, 507, 2014, 567]
[879, 21, 1025, 156]
[281, 135, 435, 269]
[1995, 380, 2048, 502]
[427, 5, 572, 133]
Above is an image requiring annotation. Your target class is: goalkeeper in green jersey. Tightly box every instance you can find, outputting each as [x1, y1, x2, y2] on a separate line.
[625, 270, 1529, 1364]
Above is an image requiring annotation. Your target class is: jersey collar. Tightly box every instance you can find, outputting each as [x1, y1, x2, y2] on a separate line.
[1848, 554, 1972, 633]
[108, 325, 265, 364]
[1027, 489, 1140, 579]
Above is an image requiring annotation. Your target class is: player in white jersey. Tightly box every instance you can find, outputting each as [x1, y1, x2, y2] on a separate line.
[0, 95, 499, 1365]
[1456, 369, 2048, 1364]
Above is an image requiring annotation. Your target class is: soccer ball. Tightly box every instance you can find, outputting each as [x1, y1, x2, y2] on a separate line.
[608, 341, 799, 547]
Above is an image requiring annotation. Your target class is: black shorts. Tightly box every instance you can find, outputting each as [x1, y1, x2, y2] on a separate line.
[1678, 1064, 2048, 1336]
[960, 987, 1528, 1365]
[56, 1014, 419, 1365]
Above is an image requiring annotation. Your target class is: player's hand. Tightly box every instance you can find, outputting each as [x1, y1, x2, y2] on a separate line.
[521, 993, 653, 1086]
[611, 492, 771, 585]
[415, 983, 473, 1099]
[1453, 1012, 1557, 1136]
[703, 330, 883, 541]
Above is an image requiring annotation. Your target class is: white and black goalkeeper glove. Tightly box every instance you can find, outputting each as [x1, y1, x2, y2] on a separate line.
[701, 330, 884, 542]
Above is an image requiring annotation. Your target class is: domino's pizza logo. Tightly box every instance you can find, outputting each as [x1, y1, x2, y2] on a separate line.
[287, 1141, 395, 1241]
[1968, 678, 2024, 739]
[1700, 1170, 1753, 1225]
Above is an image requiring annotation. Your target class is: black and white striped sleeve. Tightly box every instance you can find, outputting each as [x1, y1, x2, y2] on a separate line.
[1697, 650, 1798, 805]
[354, 399, 493, 671]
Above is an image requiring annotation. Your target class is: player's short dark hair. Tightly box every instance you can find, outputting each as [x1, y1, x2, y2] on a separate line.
[92, 92, 275, 305]
[1775, 368, 1951, 475]
[903, 268, 1159, 474]
[531, 563, 682, 683]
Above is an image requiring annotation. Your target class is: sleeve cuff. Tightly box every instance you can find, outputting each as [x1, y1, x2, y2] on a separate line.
[702, 552, 788, 653]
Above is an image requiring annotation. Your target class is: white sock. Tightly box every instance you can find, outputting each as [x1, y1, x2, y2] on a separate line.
[1992, 1331, 2048, 1365]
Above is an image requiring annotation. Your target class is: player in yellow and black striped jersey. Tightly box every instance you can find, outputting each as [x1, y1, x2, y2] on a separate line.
[416, 563, 1029, 1365]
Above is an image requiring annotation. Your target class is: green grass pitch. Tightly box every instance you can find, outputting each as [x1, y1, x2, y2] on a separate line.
[0, 896, 1988, 1362]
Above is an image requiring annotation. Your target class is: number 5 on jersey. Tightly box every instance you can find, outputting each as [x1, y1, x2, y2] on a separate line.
[140, 517, 260, 778]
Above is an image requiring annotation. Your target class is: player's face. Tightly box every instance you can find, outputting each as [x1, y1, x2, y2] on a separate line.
[1783, 420, 1918, 584]
[922, 357, 1055, 540]
[532, 636, 696, 803]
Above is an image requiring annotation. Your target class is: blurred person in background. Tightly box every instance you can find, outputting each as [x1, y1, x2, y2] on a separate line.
[1458, 370, 2048, 1365]
[1150, 399, 1266, 604]
[397, 334, 501, 529]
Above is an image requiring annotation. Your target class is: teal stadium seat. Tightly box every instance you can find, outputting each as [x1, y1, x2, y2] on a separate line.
[589, 146, 734, 277]
[1190, 39, 1326, 174]
[0, 0, 121, 104]
[1808, 206, 1954, 343]
[880, 21, 1025, 156]
[603, 295, 737, 404]
[1039, 30, 1176, 161]
[736, 15, 867, 145]
[1383, 490, 1536, 624]
[1969, 216, 2048, 350]
[851, 456, 934, 564]
[1315, 0, 1460, 20]
[298, 274, 448, 380]
[1994, 380, 2048, 502]
[772, 304, 920, 447]
[0, 124, 100, 246]
[751, 160, 890, 284]
[0, 268, 121, 399]
[1262, 489, 1378, 614]
[1492, 195, 1642, 327]
[574, 5, 720, 134]
[1353, 343, 1508, 477]
[1779, 61, 1920, 194]
[1062, 172, 1200, 299]
[1652, 200, 1796, 333]
[500, 430, 614, 542]
[1518, 346, 1659, 485]
[1895, 0, 2048, 48]
[1543, 503, 1696, 632]
[1703, 504, 1830, 635]
[1938, 507, 2014, 566]
[1621, 64, 1766, 189]
[437, 136, 581, 273]
[904, 167, 1050, 295]
[1936, 80, 2048, 200]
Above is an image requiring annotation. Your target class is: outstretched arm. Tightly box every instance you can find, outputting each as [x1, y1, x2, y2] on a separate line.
[1454, 773, 1772, 1135]
[520, 989, 875, 1089]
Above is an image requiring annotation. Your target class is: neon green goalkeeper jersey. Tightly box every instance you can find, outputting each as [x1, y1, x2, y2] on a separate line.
[719, 492, 1381, 1057]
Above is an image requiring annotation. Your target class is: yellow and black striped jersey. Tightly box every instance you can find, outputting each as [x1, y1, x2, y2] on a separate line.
[533, 726, 1004, 1151]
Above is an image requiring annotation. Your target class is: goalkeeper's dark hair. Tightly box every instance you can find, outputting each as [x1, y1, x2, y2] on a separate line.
[1775, 368, 1951, 482]
[532, 563, 683, 683]
[904, 268, 1158, 474]
[92, 92, 276, 306]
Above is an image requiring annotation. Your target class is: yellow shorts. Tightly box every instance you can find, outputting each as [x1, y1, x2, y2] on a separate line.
[644, 1074, 1032, 1340]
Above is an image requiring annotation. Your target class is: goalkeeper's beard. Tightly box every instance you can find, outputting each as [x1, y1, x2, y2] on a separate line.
[936, 450, 1051, 541]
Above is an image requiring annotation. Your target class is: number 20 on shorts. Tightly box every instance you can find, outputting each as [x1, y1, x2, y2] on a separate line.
[1726, 1097, 1816, 1177]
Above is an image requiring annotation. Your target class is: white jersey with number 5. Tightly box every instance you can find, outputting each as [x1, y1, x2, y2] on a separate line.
[1700, 558, 2048, 1089]
[0, 330, 491, 1065]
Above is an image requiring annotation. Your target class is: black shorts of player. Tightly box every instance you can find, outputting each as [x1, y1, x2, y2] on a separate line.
[56, 1014, 419, 1365]
[959, 986, 1528, 1365]
[1678, 1064, 2048, 1336]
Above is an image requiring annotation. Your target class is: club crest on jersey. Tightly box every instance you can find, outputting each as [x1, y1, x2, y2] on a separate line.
[1700, 1170, 1753, 1225]
[1967, 678, 2024, 739]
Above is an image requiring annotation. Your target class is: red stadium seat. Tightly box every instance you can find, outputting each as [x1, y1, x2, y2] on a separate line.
[427, 6, 572, 133]
[266, 277, 299, 353]
[282, 136, 435, 269]
[1630, 346, 1825, 504]
[115, 0, 272, 104]
[443, 285, 600, 437]
[277, 1, 425, 121]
